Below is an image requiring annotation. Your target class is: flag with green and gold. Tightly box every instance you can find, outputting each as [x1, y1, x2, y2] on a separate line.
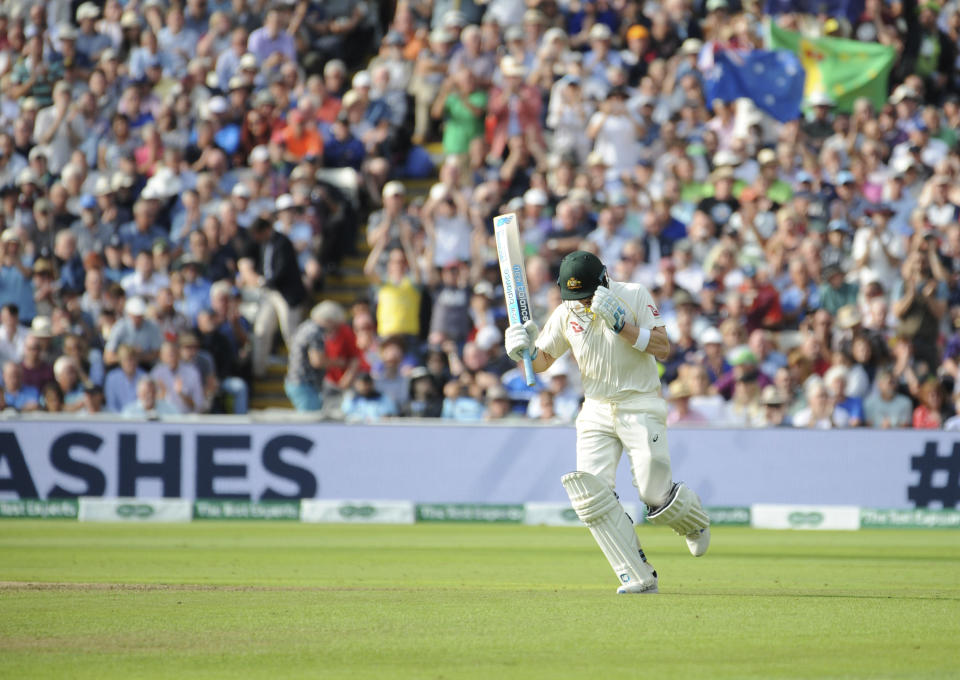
[768, 21, 896, 112]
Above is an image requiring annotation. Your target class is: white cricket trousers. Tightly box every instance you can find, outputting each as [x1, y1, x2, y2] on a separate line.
[576, 396, 674, 508]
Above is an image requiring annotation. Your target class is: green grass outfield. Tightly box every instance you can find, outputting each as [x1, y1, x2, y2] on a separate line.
[1, 522, 959, 679]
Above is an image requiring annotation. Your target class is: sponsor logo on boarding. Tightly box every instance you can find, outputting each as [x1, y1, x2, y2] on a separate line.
[339, 504, 377, 518]
[787, 511, 824, 527]
[116, 503, 155, 519]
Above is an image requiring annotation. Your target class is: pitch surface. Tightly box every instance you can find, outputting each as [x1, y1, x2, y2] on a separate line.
[1, 522, 958, 679]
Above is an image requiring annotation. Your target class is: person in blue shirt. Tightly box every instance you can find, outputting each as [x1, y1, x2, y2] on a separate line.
[119, 200, 166, 256]
[0, 229, 36, 323]
[341, 372, 397, 422]
[103, 345, 145, 413]
[2, 360, 39, 411]
[323, 114, 366, 170]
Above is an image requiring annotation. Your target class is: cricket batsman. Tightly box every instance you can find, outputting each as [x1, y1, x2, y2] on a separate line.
[504, 251, 710, 594]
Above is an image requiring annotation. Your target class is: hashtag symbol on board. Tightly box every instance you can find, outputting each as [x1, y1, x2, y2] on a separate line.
[907, 442, 960, 508]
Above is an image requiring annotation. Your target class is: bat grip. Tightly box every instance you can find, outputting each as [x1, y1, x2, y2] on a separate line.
[521, 349, 535, 387]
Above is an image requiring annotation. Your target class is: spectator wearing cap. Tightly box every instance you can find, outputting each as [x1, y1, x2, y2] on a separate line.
[851, 205, 904, 289]
[2, 360, 40, 412]
[802, 92, 836, 145]
[52, 355, 86, 412]
[323, 111, 366, 171]
[104, 296, 163, 366]
[76, 2, 111, 63]
[238, 216, 307, 378]
[0, 230, 35, 322]
[341, 372, 398, 422]
[421, 183, 474, 269]
[620, 24, 654, 84]
[403, 366, 443, 418]
[20, 322, 55, 391]
[818, 263, 859, 317]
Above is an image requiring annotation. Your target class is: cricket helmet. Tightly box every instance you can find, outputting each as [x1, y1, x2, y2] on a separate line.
[557, 250, 607, 301]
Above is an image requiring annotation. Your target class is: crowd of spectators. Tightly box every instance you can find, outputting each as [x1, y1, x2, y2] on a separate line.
[3, 0, 960, 430]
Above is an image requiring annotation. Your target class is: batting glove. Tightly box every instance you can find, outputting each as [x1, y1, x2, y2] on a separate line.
[592, 286, 626, 333]
[505, 320, 539, 361]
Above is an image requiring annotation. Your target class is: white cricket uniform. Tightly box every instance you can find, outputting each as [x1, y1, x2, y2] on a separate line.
[535, 280, 673, 507]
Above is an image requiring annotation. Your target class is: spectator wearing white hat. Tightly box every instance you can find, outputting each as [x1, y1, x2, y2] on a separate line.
[76, 2, 111, 63]
[104, 297, 163, 366]
[422, 182, 474, 269]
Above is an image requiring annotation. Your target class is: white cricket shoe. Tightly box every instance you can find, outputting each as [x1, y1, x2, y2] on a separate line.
[617, 579, 658, 594]
[616, 569, 658, 594]
[686, 527, 710, 557]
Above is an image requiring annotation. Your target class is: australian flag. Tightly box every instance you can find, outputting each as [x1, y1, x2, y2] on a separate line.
[705, 49, 805, 123]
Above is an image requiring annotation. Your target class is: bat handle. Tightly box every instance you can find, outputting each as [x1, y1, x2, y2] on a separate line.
[521, 349, 535, 387]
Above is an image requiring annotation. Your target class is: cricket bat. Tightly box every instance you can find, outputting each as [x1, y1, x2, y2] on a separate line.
[493, 213, 536, 386]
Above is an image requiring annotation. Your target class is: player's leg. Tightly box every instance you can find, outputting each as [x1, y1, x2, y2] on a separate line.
[563, 400, 658, 594]
[616, 404, 711, 557]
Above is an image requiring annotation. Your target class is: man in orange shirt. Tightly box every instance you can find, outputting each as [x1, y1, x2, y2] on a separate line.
[275, 110, 323, 163]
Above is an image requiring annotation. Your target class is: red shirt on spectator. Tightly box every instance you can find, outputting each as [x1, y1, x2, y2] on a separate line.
[325, 323, 369, 386]
[912, 405, 942, 430]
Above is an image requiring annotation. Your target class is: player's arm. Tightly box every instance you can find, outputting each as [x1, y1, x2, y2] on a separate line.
[614, 323, 669, 361]
[592, 286, 669, 360]
[505, 308, 565, 374]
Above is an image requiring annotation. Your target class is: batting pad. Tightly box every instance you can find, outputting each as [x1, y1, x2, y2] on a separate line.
[561, 471, 657, 589]
[646, 482, 710, 536]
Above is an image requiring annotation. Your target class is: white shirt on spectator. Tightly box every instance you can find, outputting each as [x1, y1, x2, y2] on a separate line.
[150, 361, 206, 414]
[121, 271, 170, 302]
[588, 111, 638, 174]
[851, 226, 905, 289]
[0, 324, 28, 363]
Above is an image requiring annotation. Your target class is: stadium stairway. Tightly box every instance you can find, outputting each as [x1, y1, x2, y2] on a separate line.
[249, 146, 443, 411]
